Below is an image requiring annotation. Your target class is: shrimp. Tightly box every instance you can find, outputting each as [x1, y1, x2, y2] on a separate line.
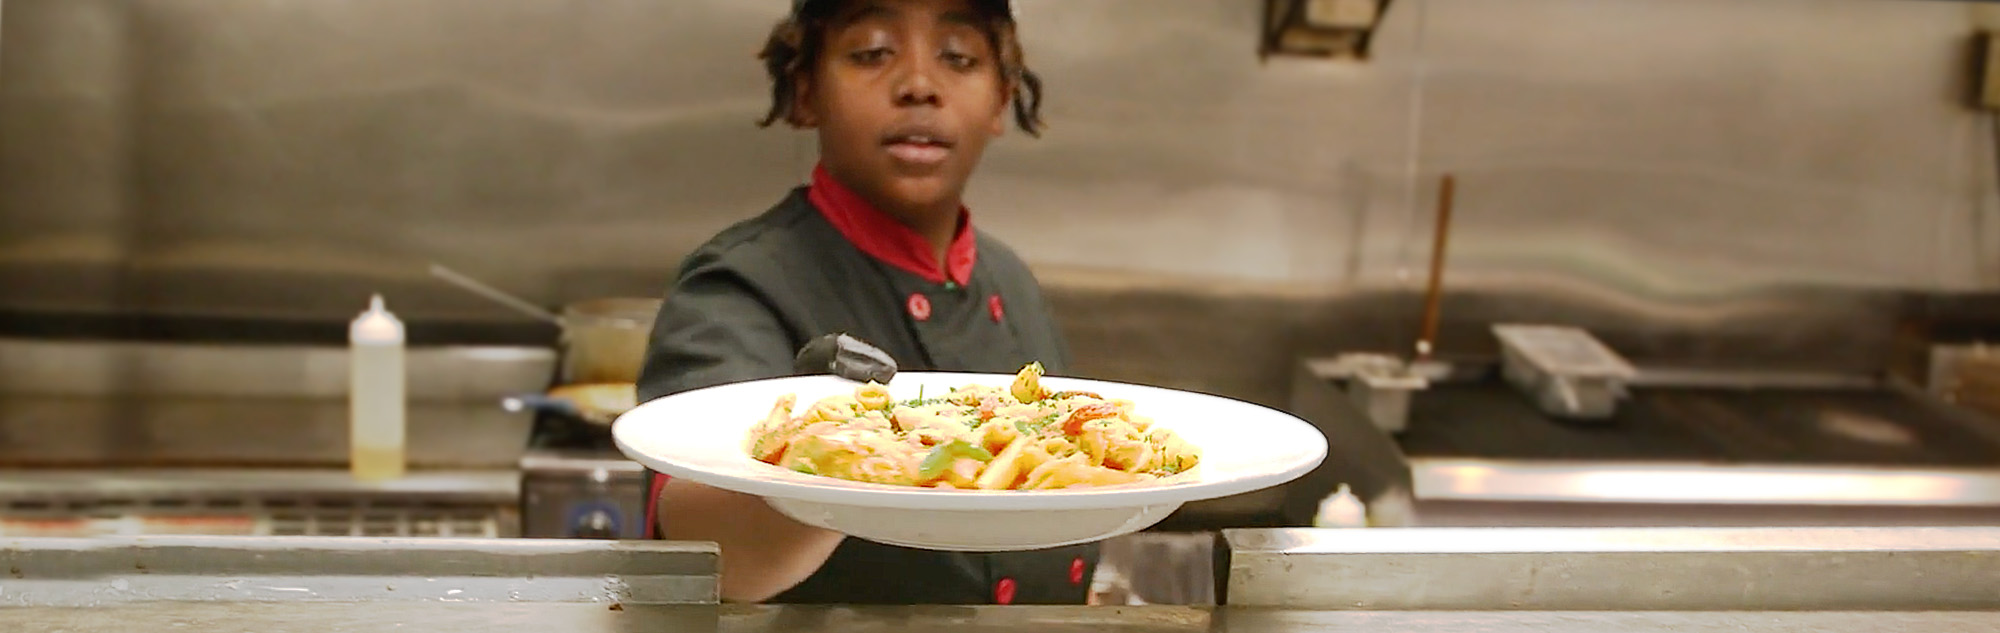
[1060, 402, 1123, 436]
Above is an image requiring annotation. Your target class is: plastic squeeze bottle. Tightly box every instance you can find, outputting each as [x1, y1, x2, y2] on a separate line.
[1313, 484, 1367, 528]
[349, 294, 407, 481]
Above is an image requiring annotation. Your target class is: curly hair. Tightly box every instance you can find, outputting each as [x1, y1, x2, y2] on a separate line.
[753, 2, 1046, 137]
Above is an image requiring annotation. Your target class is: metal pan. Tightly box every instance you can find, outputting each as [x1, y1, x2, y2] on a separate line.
[503, 334, 897, 427]
[556, 298, 659, 386]
[503, 382, 637, 427]
[428, 263, 659, 386]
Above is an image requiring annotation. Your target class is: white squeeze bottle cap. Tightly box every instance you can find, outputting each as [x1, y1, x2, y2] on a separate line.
[351, 294, 404, 344]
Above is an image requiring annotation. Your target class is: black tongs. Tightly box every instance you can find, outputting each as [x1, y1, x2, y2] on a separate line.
[793, 333, 898, 384]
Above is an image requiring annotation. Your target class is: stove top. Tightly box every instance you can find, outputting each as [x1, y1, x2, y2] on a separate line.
[518, 395, 649, 540]
[526, 412, 619, 454]
[1397, 378, 2000, 467]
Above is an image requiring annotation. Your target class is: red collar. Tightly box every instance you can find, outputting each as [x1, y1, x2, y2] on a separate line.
[806, 163, 977, 286]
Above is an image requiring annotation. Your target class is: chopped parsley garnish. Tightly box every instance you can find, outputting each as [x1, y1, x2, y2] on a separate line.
[1015, 412, 1062, 435]
[898, 384, 955, 408]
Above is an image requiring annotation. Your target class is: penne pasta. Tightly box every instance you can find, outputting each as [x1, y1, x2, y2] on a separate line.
[745, 363, 1201, 491]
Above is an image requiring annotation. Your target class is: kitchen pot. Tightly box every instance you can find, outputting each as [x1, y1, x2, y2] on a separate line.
[428, 263, 659, 386]
[557, 297, 660, 385]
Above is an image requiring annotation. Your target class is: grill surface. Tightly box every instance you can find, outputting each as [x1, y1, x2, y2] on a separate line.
[1398, 381, 2000, 466]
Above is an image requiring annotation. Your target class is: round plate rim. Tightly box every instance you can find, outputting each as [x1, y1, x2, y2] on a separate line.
[611, 371, 1329, 512]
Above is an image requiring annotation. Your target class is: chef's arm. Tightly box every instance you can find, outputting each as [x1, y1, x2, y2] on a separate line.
[636, 269, 842, 603]
[654, 478, 844, 602]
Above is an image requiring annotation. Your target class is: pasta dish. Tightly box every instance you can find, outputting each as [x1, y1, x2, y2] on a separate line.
[746, 363, 1199, 490]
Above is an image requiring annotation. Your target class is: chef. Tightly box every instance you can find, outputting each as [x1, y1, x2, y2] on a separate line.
[634, 0, 1096, 605]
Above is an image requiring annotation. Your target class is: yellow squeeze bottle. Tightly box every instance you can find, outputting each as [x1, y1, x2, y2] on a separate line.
[349, 294, 407, 481]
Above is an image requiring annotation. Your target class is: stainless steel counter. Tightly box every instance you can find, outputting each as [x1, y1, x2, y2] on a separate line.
[1223, 526, 2000, 611]
[0, 396, 537, 469]
[0, 535, 718, 607]
[1410, 459, 2000, 507]
[0, 469, 521, 538]
[1287, 353, 2000, 529]
[2, 604, 1995, 633]
[0, 468, 519, 499]
[0, 338, 552, 469]
[4, 528, 2000, 631]
[1405, 458, 2000, 527]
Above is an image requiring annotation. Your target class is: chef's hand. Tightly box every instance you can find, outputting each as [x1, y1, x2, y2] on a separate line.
[793, 333, 898, 384]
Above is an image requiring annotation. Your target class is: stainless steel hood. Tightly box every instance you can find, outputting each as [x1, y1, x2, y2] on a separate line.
[0, 0, 1986, 323]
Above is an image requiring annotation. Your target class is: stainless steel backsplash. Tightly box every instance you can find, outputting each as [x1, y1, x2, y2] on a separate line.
[2, 0, 1992, 397]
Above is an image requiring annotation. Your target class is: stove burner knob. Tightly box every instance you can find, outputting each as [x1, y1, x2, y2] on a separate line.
[573, 508, 619, 539]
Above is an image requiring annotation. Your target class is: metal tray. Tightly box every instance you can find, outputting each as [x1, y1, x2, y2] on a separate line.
[1492, 324, 1636, 420]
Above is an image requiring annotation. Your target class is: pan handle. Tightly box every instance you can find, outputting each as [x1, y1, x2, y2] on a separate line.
[429, 263, 562, 324]
[502, 392, 586, 419]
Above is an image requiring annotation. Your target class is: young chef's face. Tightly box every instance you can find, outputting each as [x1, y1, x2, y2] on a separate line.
[795, 0, 1011, 217]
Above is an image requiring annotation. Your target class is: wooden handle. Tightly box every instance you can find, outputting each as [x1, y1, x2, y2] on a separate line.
[1416, 174, 1456, 360]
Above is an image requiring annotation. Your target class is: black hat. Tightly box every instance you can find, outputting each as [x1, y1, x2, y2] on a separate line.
[790, 0, 1016, 19]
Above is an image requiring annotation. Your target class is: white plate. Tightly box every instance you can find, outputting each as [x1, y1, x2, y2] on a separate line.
[612, 372, 1328, 551]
